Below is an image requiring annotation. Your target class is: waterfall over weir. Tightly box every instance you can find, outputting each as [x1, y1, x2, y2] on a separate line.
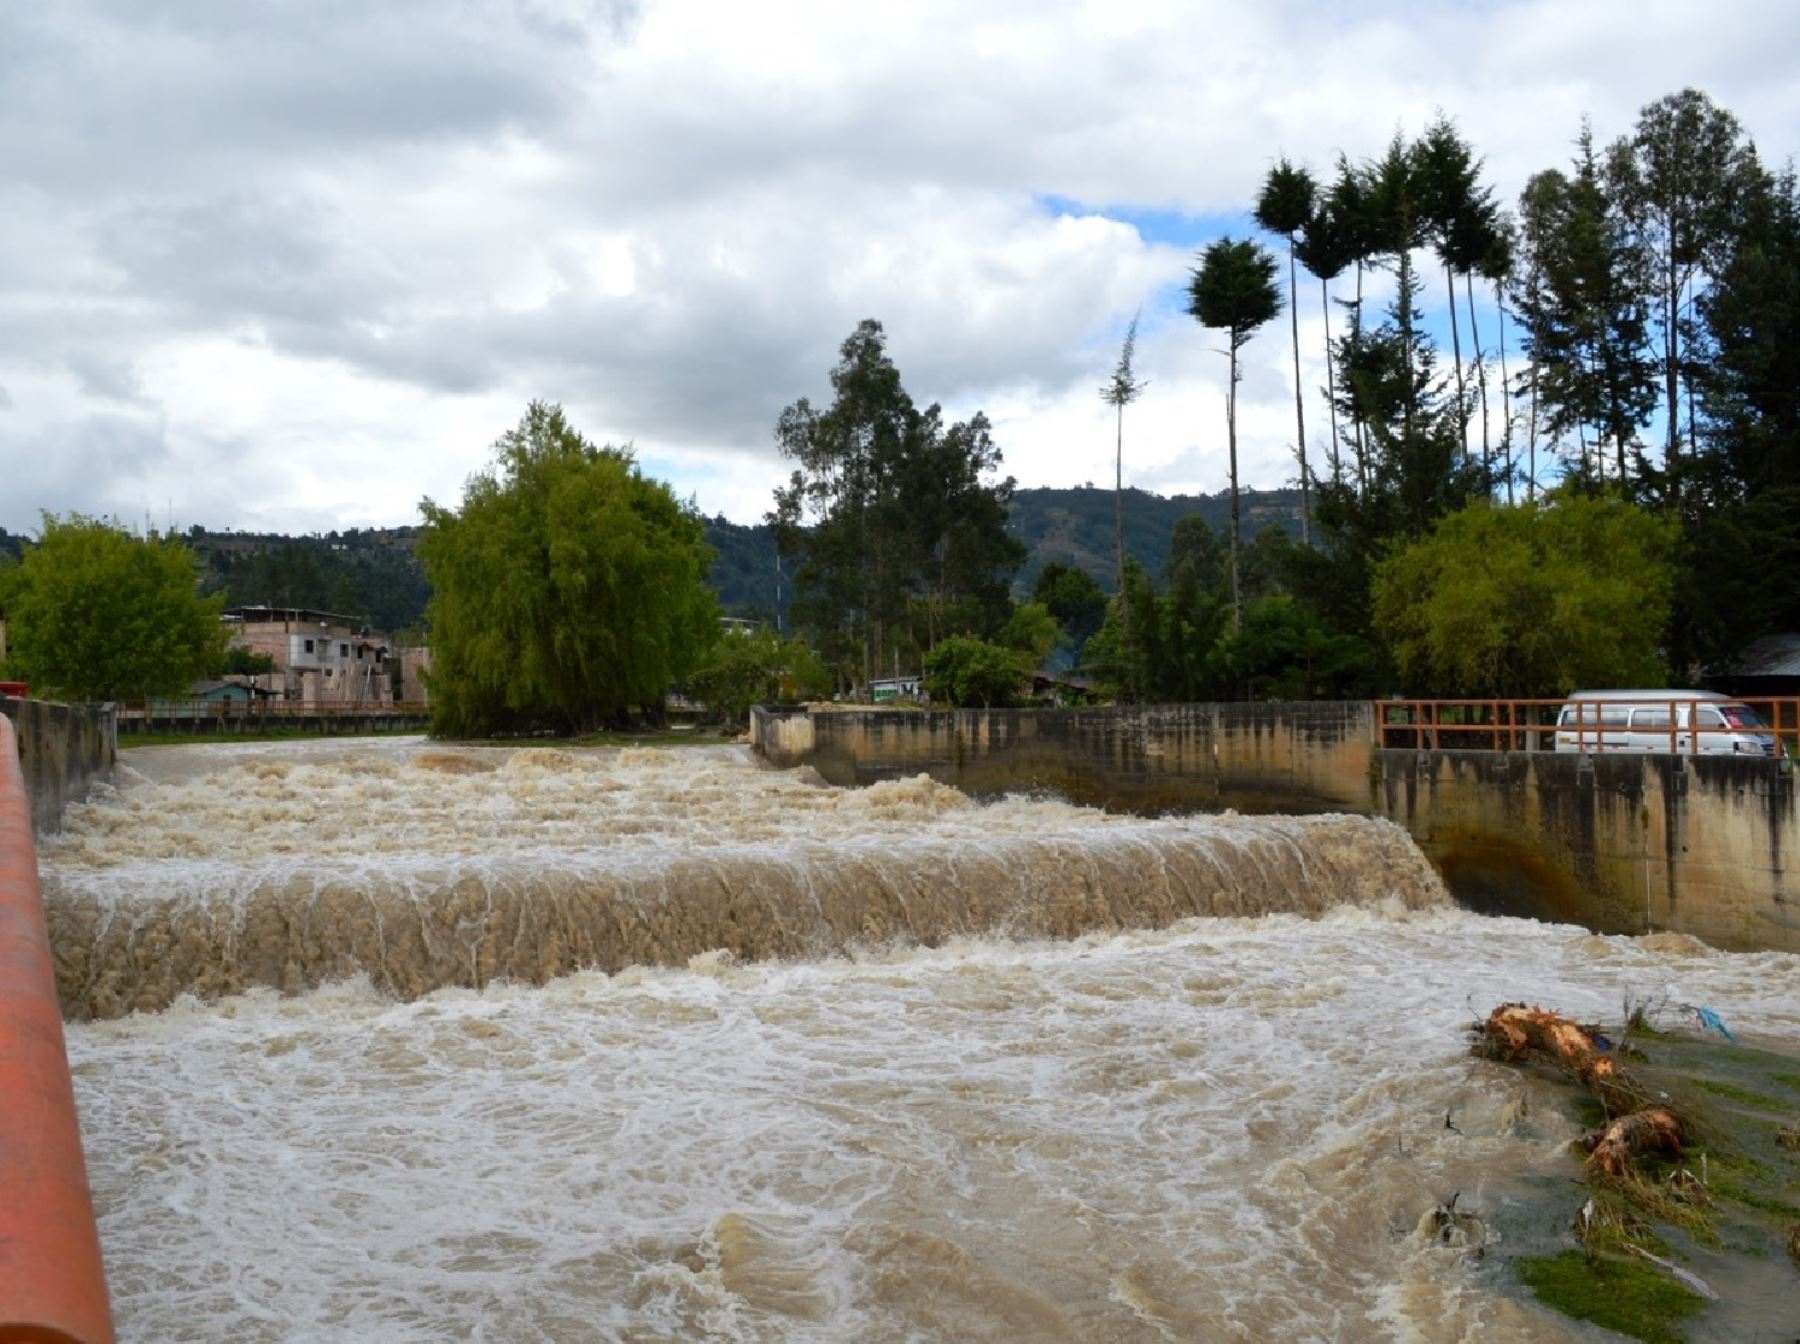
[51, 738, 1800, 1340]
[41, 741, 1446, 1020]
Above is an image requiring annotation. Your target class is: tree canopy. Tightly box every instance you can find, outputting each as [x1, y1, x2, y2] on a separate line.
[418, 402, 719, 735]
[922, 636, 1031, 708]
[1371, 491, 1676, 697]
[771, 320, 1024, 690]
[687, 625, 829, 727]
[1189, 236, 1282, 630]
[0, 514, 226, 701]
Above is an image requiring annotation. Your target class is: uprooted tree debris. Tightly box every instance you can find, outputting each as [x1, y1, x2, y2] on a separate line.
[1475, 1003, 1689, 1185]
[1473, 1002, 1725, 1305]
[1475, 999, 1800, 1337]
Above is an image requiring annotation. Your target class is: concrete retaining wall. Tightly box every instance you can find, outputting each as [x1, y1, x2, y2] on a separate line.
[1378, 748, 1797, 953]
[0, 699, 116, 834]
[754, 702, 1373, 814]
[751, 704, 1799, 952]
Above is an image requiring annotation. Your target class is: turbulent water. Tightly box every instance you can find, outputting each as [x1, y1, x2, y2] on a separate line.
[40, 740, 1443, 1020]
[49, 740, 1800, 1342]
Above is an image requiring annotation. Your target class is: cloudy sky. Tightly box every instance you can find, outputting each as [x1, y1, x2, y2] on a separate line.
[1, 0, 1795, 535]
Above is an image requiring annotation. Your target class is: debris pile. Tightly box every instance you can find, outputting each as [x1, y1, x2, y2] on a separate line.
[1474, 1003, 1716, 1267]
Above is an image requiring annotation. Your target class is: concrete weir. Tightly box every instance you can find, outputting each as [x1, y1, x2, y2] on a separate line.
[751, 703, 1799, 953]
[0, 699, 116, 835]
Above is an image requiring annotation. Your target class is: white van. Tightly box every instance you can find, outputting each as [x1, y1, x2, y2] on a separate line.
[1554, 690, 1778, 756]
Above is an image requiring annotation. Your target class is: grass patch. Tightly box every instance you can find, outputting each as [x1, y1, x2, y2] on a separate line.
[1770, 1073, 1800, 1091]
[1517, 1251, 1705, 1343]
[1692, 1079, 1787, 1110]
[1711, 1178, 1800, 1220]
[1566, 1093, 1610, 1128]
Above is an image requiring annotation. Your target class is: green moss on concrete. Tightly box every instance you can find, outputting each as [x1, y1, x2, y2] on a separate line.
[1517, 1251, 1705, 1342]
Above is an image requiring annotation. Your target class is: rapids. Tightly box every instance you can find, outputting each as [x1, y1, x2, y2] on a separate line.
[39, 740, 1444, 1020]
[50, 740, 1800, 1341]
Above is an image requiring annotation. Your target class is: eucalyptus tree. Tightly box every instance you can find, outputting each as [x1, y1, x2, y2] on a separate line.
[1099, 315, 1148, 612]
[1606, 88, 1747, 497]
[1698, 160, 1800, 497]
[1478, 219, 1518, 501]
[1294, 202, 1355, 489]
[1362, 135, 1430, 447]
[1513, 131, 1656, 490]
[1254, 157, 1319, 544]
[771, 320, 1023, 689]
[1414, 117, 1482, 443]
[1449, 199, 1505, 490]
[1188, 237, 1282, 629]
[1326, 158, 1378, 491]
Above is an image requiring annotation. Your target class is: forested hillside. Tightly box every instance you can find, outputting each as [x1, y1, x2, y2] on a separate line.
[1008, 486, 1302, 589]
[186, 527, 432, 635]
[15, 488, 1218, 637]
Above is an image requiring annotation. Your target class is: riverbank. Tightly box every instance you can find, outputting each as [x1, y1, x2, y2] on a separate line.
[1491, 1004, 1800, 1341]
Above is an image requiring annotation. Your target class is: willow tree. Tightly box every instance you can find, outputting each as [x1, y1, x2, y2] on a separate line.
[1189, 237, 1282, 629]
[418, 402, 719, 736]
[1255, 158, 1318, 544]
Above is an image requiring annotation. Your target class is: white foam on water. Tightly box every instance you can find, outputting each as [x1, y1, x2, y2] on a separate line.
[40, 743, 1448, 1019]
[54, 743, 1800, 1341]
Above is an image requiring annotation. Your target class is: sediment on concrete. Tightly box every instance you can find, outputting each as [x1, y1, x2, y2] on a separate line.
[0, 699, 116, 835]
[751, 704, 1799, 953]
[752, 702, 1374, 816]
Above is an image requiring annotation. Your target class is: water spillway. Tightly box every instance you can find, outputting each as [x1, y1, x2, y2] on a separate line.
[50, 740, 1800, 1341]
[41, 742, 1446, 1020]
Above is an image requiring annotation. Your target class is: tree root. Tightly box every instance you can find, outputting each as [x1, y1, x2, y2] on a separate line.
[1584, 1107, 1684, 1179]
[1474, 1002, 1707, 1237]
[1475, 1002, 1652, 1116]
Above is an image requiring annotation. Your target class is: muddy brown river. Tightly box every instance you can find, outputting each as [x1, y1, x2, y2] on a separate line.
[45, 739, 1800, 1341]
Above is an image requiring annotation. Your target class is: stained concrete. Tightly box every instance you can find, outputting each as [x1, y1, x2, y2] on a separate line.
[0, 699, 117, 834]
[752, 704, 1799, 952]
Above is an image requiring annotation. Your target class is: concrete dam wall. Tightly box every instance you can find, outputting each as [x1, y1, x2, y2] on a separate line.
[751, 703, 1799, 953]
[0, 699, 117, 835]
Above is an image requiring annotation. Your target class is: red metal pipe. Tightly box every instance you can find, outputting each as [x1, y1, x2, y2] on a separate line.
[0, 715, 116, 1344]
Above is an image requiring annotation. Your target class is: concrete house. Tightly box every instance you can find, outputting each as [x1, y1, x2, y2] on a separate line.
[223, 607, 394, 708]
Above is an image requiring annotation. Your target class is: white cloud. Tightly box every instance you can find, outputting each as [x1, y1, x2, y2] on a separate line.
[0, 0, 1794, 532]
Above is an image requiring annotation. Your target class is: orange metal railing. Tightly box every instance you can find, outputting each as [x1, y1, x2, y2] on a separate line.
[0, 716, 116, 1344]
[1374, 697, 1800, 757]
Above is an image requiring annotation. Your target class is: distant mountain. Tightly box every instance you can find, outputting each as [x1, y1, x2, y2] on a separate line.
[1006, 485, 1305, 592]
[699, 485, 1306, 616]
[176, 520, 785, 635]
[57, 486, 1301, 637]
[186, 526, 433, 636]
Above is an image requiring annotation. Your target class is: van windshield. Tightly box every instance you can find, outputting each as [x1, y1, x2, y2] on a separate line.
[1720, 704, 1767, 729]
